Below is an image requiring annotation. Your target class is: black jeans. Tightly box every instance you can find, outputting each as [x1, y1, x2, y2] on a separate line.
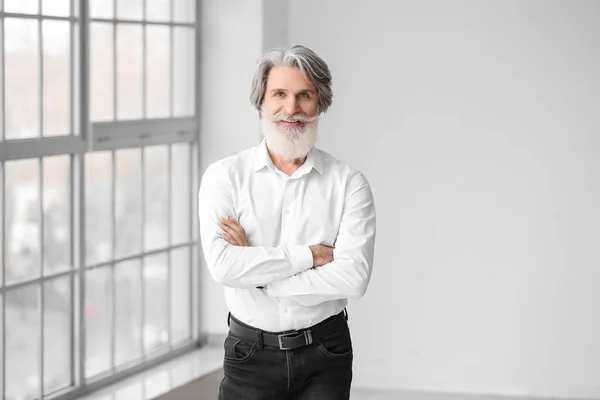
[218, 312, 353, 400]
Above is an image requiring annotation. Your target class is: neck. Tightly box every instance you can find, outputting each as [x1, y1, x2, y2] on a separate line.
[266, 146, 307, 175]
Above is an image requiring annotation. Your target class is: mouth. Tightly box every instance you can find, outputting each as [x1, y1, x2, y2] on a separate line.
[277, 120, 305, 128]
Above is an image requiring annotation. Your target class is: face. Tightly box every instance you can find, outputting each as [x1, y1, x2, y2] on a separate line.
[260, 66, 320, 160]
[262, 65, 319, 120]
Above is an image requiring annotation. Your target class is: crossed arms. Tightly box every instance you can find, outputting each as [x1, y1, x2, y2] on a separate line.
[198, 162, 376, 306]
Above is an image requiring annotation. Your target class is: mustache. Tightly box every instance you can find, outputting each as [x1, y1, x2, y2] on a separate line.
[272, 112, 318, 123]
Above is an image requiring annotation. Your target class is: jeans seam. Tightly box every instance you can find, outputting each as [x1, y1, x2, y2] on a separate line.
[286, 349, 291, 391]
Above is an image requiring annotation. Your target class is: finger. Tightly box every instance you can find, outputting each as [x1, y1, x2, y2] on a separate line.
[220, 219, 246, 244]
[219, 221, 245, 245]
[220, 218, 246, 237]
[221, 231, 239, 246]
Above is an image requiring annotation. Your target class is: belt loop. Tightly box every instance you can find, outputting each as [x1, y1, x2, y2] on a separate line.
[256, 329, 264, 349]
[227, 312, 231, 328]
[343, 308, 348, 321]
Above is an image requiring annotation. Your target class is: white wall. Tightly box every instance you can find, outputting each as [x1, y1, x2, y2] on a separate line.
[287, 0, 600, 399]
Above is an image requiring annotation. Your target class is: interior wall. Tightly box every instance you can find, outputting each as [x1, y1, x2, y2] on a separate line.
[287, 0, 600, 398]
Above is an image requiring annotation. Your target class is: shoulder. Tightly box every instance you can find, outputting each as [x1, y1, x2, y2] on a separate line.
[202, 144, 258, 181]
[316, 147, 371, 189]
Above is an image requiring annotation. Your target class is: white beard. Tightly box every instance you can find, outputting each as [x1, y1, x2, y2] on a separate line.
[261, 116, 319, 160]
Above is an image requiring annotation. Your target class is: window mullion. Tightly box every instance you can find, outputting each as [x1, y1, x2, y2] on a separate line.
[110, 150, 116, 372]
[38, 157, 45, 399]
[77, 0, 90, 387]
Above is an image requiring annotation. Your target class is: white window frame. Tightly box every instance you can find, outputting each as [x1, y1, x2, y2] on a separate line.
[0, 0, 202, 398]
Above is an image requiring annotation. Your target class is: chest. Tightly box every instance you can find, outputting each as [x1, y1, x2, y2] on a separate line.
[232, 173, 345, 246]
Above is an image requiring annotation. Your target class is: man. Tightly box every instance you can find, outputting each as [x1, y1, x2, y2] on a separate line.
[198, 45, 376, 399]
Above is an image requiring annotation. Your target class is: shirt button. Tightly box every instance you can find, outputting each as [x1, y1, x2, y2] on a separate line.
[283, 308, 288, 313]
[283, 210, 290, 215]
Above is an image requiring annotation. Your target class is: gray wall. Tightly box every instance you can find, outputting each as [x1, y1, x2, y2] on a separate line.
[199, 0, 600, 398]
[288, 0, 600, 398]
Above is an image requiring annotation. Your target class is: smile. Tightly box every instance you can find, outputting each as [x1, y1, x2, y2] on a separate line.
[278, 121, 304, 127]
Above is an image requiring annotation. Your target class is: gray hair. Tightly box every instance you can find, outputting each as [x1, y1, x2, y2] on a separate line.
[250, 45, 333, 115]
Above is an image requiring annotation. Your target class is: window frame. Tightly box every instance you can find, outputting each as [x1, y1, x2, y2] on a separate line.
[0, 0, 201, 398]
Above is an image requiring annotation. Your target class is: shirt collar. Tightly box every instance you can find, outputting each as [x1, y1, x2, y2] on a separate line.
[253, 138, 323, 175]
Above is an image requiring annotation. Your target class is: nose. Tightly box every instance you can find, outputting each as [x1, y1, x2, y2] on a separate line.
[283, 96, 299, 115]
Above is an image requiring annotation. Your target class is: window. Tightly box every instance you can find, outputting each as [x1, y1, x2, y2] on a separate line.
[0, 0, 199, 399]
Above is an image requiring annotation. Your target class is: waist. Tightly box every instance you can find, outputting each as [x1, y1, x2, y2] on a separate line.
[223, 290, 347, 331]
[228, 310, 348, 351]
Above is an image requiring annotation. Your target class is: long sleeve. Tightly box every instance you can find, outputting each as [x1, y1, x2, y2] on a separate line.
[266, 171, 376, 306]
[198, 162, 314, 289]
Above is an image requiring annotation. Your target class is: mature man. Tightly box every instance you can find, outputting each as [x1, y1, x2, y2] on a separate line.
[198, 45, 376, 399]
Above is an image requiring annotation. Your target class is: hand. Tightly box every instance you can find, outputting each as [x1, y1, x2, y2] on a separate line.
[309, 244, 334, 267]
[219, 217, 249, 246]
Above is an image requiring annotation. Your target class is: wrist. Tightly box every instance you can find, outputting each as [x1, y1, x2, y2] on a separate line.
[309, 245, 318, 267]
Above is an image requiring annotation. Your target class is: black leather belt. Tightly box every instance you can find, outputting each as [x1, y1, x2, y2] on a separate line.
[228, 310, 348, 351]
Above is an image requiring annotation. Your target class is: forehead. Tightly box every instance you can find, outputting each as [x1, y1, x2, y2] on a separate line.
[265, 65, 316, 91]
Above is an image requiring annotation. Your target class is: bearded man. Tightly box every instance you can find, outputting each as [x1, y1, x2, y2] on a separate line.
[198, 45, 376, 400]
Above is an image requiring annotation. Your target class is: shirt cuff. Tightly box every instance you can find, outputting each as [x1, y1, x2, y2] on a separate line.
[285, 245, 313, 274]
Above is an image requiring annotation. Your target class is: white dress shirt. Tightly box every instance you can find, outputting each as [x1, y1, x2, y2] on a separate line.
[198, 139, 376, 332]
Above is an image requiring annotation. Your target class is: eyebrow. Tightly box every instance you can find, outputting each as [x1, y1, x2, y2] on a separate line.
[269, 88, 316, 94]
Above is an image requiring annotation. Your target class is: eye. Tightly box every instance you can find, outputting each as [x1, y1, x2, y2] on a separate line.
[298, 92, 310, 99]
[274, 91, 285, 97]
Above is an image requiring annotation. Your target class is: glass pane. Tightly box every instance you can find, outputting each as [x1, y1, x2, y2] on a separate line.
[91, 23, 114, 122]
[90, 0, 113, 19]
[44, 277, 71, 394]
[117, 0, 143, 20]
[43, 155, 71, 275]
[43, 0, 69, 17]
[146, 25, 170, 119]
[4, 0, 38, 14]
[117, 24, 142, 120]
[146, 0, 170, 22]
[115, 149, 142, 258]
[6, 285, 40, 400]
[5, 159, 41, 284]
[144, 146, 168, 252]
[171, 143, 190, 244]
[173, 27, 195, 117]
[173, 0, 195, 23]
[5, 18, 40, 140]
[43, 20, 71, 137]
[85, 152, 112, 266]
[171, 247, 190, 343]
[115, 259, 142, 366]
[85, 266, 111, 378]
[73, 22, 81, 135]
[144, 252, 168, 354]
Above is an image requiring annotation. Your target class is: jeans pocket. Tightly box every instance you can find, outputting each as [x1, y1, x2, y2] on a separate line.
[316, 329, 353, 358]
[223, 333, 258, 363]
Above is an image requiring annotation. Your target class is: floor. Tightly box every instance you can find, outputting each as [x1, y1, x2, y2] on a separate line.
[79, 346, 574, 400]
[79, 347, 224, 400]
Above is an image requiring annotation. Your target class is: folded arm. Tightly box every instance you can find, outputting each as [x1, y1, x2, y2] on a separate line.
[266, 171, 376, 306]
[198, 162, 313, 288]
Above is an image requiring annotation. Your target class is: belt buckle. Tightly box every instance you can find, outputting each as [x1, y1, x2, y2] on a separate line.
[277, 330, 313, 350]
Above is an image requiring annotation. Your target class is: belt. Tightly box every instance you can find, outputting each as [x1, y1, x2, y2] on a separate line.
[228, 310, 348, 351]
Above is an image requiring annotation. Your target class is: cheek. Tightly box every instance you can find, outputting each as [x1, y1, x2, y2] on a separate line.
[302, 102, 319, 116]
[302, 104, 318, 117]
[262, 100, 282, 116]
